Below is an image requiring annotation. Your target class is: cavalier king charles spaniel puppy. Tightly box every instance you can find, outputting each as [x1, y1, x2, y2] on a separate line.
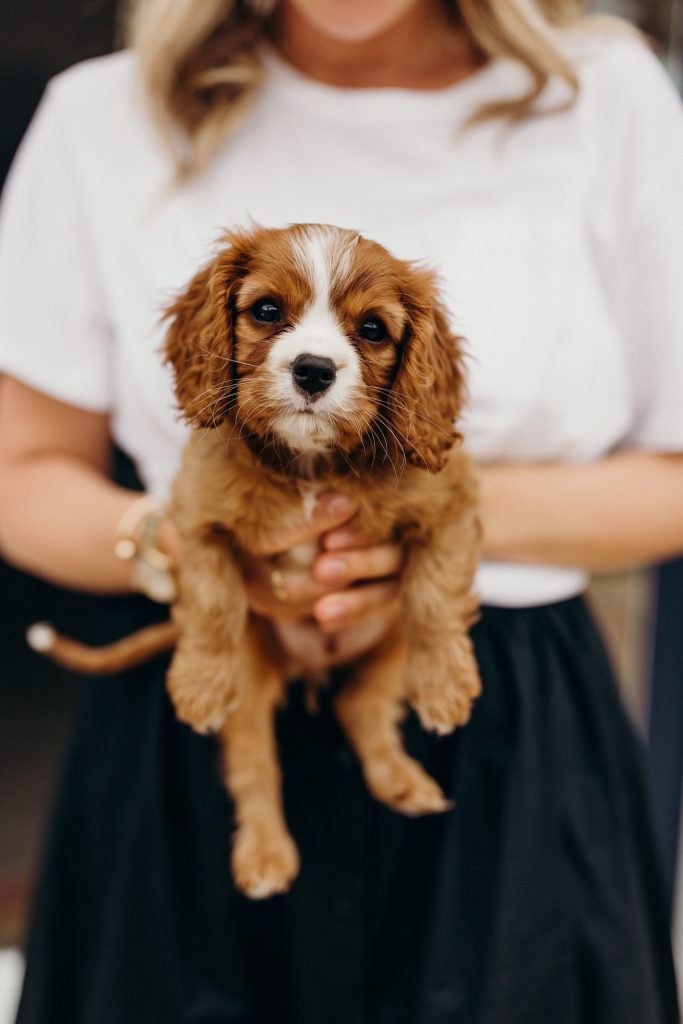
[31, 224, 481, 899]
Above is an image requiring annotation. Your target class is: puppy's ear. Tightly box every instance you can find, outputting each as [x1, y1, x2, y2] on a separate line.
[388, 268, 467, 473]
[163, 241, 245, 428]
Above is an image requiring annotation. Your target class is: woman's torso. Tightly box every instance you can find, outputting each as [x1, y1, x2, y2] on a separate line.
[2, 34, 675, 605]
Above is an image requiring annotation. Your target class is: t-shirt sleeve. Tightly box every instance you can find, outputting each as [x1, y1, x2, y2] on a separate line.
[595, 41, 683, 452]
[0, 78, 113, 411]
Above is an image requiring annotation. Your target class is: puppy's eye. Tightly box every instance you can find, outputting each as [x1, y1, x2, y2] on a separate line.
[252, 299, 282, 324]
[358, 318, 387, 344]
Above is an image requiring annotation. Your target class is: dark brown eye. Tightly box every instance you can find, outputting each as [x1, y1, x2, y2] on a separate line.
[252, 299, 282, 323]
[358, 318, 387, 343]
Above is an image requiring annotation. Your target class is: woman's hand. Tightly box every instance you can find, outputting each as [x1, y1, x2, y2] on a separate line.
[243, 491, 404, 670]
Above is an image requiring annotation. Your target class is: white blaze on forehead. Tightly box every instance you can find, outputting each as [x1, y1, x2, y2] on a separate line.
[291, 228, 331, 313]
[266, 226, 365, 451]
[290, 225, 359, 306]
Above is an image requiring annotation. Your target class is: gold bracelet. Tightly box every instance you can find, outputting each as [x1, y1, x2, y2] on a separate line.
[114, 495, 177, 604]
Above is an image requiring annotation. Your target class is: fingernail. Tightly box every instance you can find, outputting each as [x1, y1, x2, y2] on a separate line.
[316, 558, 347, 582]
[317, 597, 346, 622]
[317, 492, 353, 517]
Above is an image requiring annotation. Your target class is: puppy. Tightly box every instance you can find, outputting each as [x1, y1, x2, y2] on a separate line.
[31, 224, 481, 899]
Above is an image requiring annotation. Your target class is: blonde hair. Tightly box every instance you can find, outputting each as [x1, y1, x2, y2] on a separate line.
[127, 0, 616, 176]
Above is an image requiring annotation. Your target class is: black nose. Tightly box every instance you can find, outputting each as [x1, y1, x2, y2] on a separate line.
[291, 354, 337, 397]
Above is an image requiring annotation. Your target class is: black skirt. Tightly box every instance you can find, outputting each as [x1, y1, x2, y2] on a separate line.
[16, 598, 679, 1024]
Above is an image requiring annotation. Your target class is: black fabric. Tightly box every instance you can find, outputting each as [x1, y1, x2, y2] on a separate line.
[16, 598, 679, 1024]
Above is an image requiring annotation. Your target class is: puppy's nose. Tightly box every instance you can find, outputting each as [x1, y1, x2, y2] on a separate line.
[291, 354, 336, 397]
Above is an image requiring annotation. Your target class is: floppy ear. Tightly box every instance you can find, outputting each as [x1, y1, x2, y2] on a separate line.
[163, 243, 245, 428]
[388, 269, 467, 472]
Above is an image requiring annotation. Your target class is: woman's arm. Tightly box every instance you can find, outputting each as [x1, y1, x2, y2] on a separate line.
[479, 450, 683, 571]
[0, 376, 142, 591]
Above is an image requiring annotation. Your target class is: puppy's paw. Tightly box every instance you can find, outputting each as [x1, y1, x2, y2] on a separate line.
[232, 823, 300, 900]
[365, 754, 452, 817]
[406, 644, 481, 736]
[167, 652, 241, 734]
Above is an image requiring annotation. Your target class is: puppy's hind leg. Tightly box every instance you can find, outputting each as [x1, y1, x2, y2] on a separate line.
[220, 621, 299, 900]
[334, 630, 452, 817]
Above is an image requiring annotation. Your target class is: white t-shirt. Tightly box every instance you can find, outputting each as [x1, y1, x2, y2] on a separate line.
[1, 36, 682, 607]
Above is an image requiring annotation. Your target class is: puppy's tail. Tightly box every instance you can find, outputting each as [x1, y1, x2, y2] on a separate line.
[26, 619, 178, 675]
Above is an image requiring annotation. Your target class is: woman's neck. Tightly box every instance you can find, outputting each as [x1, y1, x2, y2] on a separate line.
[269, 2, 485, 91]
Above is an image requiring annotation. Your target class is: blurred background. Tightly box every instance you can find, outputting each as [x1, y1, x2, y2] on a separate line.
[1, 0, 682, 1018]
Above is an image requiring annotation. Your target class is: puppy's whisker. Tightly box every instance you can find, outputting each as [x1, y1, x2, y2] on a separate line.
[188, 344, 261, 372]
[189, 385, 236, 424]
[364, 383, 445, 427]
[346, 386, 385, 470]
[229, 359, 261, 372]
[374, 409, 413, 458]
[354, 382, 436, 469]
[190, 387, 234, 420]
[346, 407, 369, 461]
[371, 419, 401, 481]
[189, 377, 234, 403]
[363, 384, 454, 438]
[232, 392, 279, 442]
[337, 446, 362, 480]
[188, 375, 237, 408]
[374, 411, 428, 472]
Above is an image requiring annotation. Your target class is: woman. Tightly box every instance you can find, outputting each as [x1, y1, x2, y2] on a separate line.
[0, 0, 682, 1021]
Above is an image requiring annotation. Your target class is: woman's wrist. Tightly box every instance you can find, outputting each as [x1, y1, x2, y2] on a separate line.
[476, 463, 515, 560]
[114, 494, 177, 603]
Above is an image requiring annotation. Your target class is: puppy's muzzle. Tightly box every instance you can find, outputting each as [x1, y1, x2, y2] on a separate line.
[291, 354, 336, 398]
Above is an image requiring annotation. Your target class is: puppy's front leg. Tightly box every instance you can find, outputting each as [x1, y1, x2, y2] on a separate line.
[220, 621, 299, 899]
[403, 508, 482, 735]
[167, 530, 248, 734]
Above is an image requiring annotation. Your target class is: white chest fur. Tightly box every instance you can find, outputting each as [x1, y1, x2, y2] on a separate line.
[281, 484, 322, 570]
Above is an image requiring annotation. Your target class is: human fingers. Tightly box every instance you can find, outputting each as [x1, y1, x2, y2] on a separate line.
[321, 526, 376, 551]
[313, 580, 402, 633]
[251, 492, 356, 557]
[244, 563, 334, 623]
[313, 542, 403, 587]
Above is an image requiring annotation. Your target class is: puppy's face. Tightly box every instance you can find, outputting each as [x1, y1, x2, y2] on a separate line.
[233, 225, 413, 455]
[165, 224, 466, 472]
